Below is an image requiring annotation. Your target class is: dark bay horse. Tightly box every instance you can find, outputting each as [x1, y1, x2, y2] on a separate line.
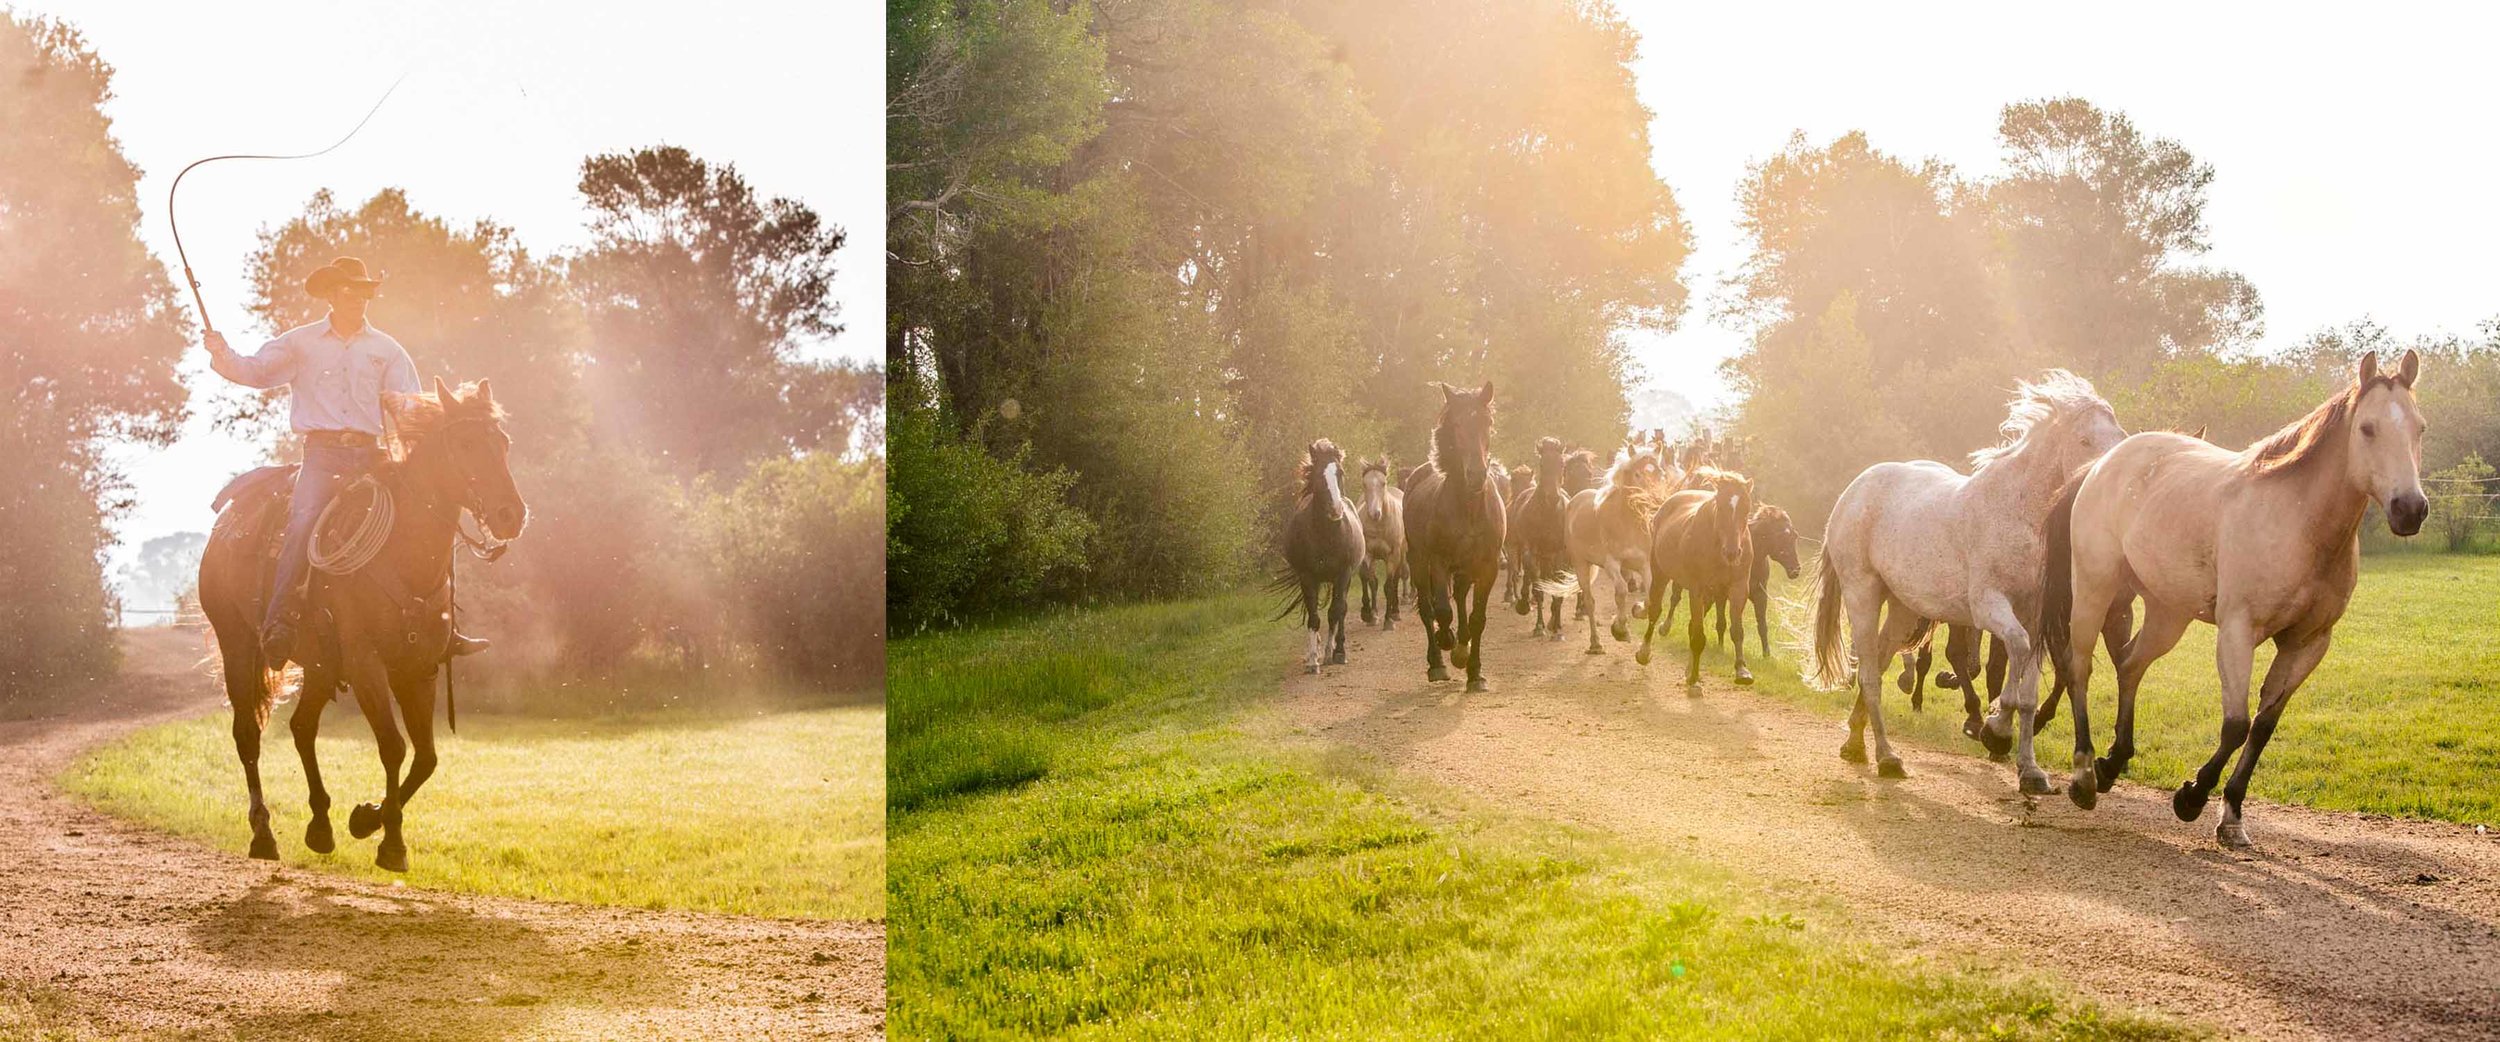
[1507, 437, 1573, 639]
[1403, 382, 1506, 691]
[1356, 456, 1405, 629]
[1635, 468, 1756, 686]
[198, 379, 527, 871]
[1686, 504, 1803, 661]
[1276, 439, 1365, 673]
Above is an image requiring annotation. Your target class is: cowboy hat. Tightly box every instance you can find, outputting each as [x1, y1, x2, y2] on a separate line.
[304, 256, 384, 299]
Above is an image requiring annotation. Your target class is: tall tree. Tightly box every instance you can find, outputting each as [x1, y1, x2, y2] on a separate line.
[0, 14, 191, 693]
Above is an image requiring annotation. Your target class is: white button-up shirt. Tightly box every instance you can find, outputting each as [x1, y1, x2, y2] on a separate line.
[209, 316, 422, 435]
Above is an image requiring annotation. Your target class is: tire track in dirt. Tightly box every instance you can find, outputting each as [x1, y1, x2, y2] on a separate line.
[0, 627, 884, 1041]
[1276, 611, 2500, 1041]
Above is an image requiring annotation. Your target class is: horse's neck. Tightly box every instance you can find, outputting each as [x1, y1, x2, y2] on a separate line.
[2276, 441, 2372, 567]
[1965, 439, 2067, 517]
[385, 453, 465, 587]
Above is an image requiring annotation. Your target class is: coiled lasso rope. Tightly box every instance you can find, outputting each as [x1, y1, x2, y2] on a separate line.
[308, 475, 394, 575]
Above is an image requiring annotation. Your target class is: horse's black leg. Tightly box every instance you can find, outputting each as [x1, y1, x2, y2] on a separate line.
[215, 635, 280, 861]
[1301, 576, 1323, 674]
[1683, 583, 1708, 686]
[2214, 630, 2330, 845]
[290, 670, 337, 854]
[1752, 579, 1771, 661]
[1462, 570, 1493, 693]
[2175, 622, 2259, 824]
[1359, 558, 1377, 626]
[342, 652, 410, 872]
[390, 670, 439, 807]
[1908, 642, 1929, 709]
[1327, 570, 1350, 665]
[1633, 564, 1665, 666]
[1421, 566, 1449, 682]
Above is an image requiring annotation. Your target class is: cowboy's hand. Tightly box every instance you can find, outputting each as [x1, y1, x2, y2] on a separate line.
[202, 330, 229, 356]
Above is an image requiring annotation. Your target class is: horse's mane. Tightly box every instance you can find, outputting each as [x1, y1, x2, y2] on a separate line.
[1428, 390, 1494, 473]
[1968, 369, 2109, 470]
[1689, 465, 1752, 498]
[2245, 375, 2403, 477]
[1605, 448, 1656, 489]
[384, 384, 502, 460]
[1562, 449, 1600, 491]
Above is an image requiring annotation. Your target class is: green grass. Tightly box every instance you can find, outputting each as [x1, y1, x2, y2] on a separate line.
[64, 698, 885, 920]
[889, 595, 2192, 1040]
[1744, 552, 2500, 824]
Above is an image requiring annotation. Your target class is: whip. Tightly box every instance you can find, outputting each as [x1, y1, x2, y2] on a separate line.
[168, 75, 406, 334]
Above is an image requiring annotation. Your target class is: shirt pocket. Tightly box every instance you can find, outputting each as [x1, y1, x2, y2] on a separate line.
[350, 350, 387, 403]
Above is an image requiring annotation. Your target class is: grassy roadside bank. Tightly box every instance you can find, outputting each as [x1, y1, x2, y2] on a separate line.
[64, 701, 885, 920]
[888, 594, 2190, 1039]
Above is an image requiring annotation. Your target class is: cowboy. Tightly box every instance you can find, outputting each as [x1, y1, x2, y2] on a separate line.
[203, 256, 489, 665]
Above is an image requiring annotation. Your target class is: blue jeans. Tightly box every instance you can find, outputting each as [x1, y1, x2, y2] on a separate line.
[264, 442, 386, 636]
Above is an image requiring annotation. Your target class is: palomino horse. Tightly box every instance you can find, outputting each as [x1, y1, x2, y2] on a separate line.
[198, 379, 527, 870]
[1356, 456, 1405, 629]
[1635, 468, 1756, 686]
[1276, 439, 1365, 673]
[1507, 437, 1573, 639]
[1404, 382, 1507, 691]
[1810, 371, 2121, 785]
[2042, 350, 2427, 845]
[1561, 445, 1668, 653]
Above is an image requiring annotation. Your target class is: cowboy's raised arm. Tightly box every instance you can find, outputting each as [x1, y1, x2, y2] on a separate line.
[203, 328, 300, 389]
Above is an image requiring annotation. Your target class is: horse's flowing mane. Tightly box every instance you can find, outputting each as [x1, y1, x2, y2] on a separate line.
[2245, 374, 2403, 477]
[1968, 369, 2109, 470]
[384, 384, 502, 460]
[1688, 465, 1752, 498]
[1605, 449, 1655, 489]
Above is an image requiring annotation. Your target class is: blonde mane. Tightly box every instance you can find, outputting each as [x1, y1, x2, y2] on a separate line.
[383, 383, 503, 461]
[1969, 369, 2110, 470]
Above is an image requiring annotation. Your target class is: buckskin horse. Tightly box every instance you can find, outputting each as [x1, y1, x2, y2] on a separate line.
[1810, 371, 2122, 787]
[1275, 439, 1365, 674]
[1404, 382, 1506, 691]
[1356, 456, 1406, 629]
[198, 379, 527, 871]
[2042, 350, 2427, 846]
[1560, 443, 1667, 654]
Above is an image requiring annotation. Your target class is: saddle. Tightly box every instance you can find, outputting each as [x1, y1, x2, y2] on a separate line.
[210, 463, 448, 661]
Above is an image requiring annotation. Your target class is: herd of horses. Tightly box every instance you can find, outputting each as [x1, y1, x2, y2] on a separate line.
[1282, 350, 2430, 849]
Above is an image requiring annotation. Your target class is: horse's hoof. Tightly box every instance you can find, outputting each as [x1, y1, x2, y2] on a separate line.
[1894, 671, 1913, 694]
[1838, 739, 1866, 764]
[1683, 670, 1701, 687]
[2173, 782, 2209, 822]
[348, 802, 383, 840]
[1876, 756, 1907, 779]
[1937, 671, 1962, 689]
[1978, 726, 2014, 759]
[2018, 769, 2053, 796]
[1465, 678, 1488, 693]
[248, 834, 280, 861]
[1910, 692, 1925, 711]
[1329, 650, 1346, 666]
[2067, 774, 2098, 811]
[1634, 648, 1651, 666]
[1610, 623, 1629, 643]
[2093, 756, 2124, 793]
[2216, 819, 2251, 848]
[304, 816, 335, 855]
[1961, 717, 1984, 742]
[1513, 600, 1530, 616]
[1435, 631, 1454, 650]
[376, 841, 408, 874]
[1733, 666, 1754, 686]
[1584, 645, 1604, 656]
[1427, 666, 1449, 682]
[1305, 664, 1320, 675]
[1361, 610, 1376, 625]
[1382, 619, 1396, 631]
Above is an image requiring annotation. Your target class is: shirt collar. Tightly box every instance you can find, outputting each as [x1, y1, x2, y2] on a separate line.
[323, 313, 369, 341]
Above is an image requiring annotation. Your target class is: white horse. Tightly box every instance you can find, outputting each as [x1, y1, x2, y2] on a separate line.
[1810, 372, 2123, 788]
[2042, 351, 2426, 846]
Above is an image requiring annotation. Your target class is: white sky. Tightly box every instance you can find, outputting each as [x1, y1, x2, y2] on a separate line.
[1619, 0, 2500, 426]
[19, 1, 881, 606]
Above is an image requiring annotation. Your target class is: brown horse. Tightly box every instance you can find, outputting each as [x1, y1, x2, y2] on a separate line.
[198, 379, 527, 871]
[1356, 455, 1405, 629]
[1635, 468, 1756, 685]
[1507, 437, 1573, 639]
[1276, 439, 1365, 673]
[1403, 382, 1506, 691]
[1561, 444, 1667, 652]
[1686, 504, 1802, 661]
[2043, 350, 2427, 844]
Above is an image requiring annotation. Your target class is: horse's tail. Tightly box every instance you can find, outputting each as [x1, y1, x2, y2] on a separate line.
[1266, 568, 1304, 621]
[2038, 469, 2086, 667]
[1809, 549, 1850, 689]
[1533, 571, 1580, 601]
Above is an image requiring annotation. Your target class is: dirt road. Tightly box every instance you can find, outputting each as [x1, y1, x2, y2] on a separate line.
[1278, 614, 2500, 1041]
[0, 628, 884, 1041]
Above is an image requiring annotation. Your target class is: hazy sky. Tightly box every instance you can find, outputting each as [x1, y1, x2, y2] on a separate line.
[23, 1, 880, 606]
[1619, 1, 2500, 426]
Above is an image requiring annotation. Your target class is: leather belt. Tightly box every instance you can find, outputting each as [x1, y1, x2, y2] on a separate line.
[303, 430, 381, 449]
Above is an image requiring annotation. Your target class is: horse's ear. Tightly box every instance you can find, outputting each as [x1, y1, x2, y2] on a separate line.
[475, 378, 496, 406]
[432, 375, 453, 403]
[2355, 351, 2380, 386]
[2396, 348, 2421, 388]
[1478, 381, 1494, 404]
[1434, 381, 1453, 402]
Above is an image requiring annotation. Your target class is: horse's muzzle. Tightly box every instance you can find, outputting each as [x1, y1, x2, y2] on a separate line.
[486, 503, 529, 541]
[2388, 491, 2429, 537]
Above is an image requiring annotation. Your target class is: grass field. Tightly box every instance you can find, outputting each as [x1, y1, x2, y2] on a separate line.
[65, 698, 885, 920]
[1739, 552, 2500, 825]
[889, 595, 2189, 1040]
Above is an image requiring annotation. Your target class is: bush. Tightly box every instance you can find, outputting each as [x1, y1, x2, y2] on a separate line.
[696, 454, 886, 686]
[887, 394, 1093, 633]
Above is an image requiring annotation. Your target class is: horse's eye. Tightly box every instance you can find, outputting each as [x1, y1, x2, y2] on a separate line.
[2361, 422, 2378, 438]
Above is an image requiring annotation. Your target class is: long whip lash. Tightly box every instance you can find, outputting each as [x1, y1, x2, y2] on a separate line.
[168, 74, 407, 334]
